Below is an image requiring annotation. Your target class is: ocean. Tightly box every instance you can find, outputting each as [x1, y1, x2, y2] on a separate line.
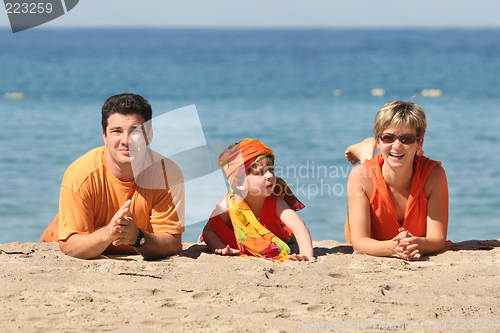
[1, 28, 499, 244]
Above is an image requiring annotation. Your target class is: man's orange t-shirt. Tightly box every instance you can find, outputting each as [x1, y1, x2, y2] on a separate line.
[41, 146, 184, 253]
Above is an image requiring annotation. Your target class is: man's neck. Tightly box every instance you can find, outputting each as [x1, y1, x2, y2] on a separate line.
[105, 151, 135, 182]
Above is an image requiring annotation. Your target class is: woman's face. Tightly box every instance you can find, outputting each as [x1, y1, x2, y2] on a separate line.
[377, 124, 423, 168]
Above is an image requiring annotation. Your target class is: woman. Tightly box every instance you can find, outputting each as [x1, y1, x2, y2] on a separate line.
[344, 101, 448, 260]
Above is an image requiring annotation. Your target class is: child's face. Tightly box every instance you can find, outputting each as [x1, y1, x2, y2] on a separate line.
[245, 158, 276, 198]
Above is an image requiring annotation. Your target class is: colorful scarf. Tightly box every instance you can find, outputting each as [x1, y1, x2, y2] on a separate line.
[219, 138, 305, 261]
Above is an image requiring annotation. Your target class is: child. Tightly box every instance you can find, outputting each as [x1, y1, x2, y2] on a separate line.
[201, 138, 314, 261]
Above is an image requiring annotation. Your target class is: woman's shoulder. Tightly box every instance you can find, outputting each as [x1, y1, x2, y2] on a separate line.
[426, 163, 447, 183]
[347, 163, 376, 199]
[416, 155, 446, 180]
[349, 162, 376, 183]
[423, 163, 448, 197]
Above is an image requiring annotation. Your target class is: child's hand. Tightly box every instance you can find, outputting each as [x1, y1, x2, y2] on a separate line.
[214, 245, 240, 256]
[289, 254, 315, 261]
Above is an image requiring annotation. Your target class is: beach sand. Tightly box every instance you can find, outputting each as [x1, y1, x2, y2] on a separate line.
[1, 240, 499, 332]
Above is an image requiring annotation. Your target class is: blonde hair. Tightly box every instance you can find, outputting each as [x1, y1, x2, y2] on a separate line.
[374, 101, 427, 139]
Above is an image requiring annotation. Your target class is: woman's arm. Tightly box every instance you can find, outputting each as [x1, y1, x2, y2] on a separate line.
[347, 164, 403, 257]
[411, 164, 449, 255]
[276, 197, 314, 260]
[348, 164, 448, 259]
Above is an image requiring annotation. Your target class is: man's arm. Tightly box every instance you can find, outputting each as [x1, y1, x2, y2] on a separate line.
[59, 225, 117, 259]
[60, 199, 182, 260]
[59, 199, 131, 259]
[134, 232, 182, 261]
[104, 199, 182, 260]
[132, 156, 185, 260]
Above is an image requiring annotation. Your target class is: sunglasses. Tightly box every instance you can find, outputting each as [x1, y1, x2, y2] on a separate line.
[378, 133, 419, 145]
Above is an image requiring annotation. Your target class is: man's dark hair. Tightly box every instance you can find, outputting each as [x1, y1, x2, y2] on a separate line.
[101, 93, 153, 133]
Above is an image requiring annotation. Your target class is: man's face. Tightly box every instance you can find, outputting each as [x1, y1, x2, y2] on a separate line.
[102, 113, 148, 169]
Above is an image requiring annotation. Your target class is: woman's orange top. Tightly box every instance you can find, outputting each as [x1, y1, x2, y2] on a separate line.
[345, 154, 441, 243]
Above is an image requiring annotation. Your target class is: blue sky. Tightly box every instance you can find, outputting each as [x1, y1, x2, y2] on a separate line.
[1, 0, 500, 29]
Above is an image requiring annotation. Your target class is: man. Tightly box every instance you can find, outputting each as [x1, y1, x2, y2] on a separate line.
[41, 93, 184, 260]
